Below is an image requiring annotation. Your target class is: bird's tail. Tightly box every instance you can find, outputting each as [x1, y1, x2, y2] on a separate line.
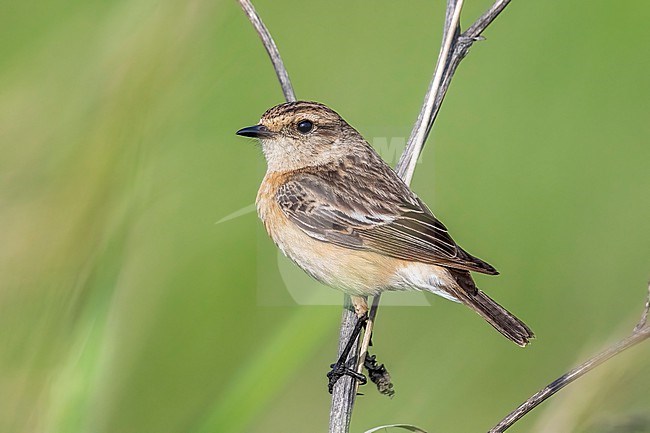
[450, 271, 534, 347]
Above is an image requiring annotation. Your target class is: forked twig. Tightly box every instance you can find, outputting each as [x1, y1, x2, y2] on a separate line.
[397, 0, 512, 180]
[360, 0, 516, 402]
[353, 0, 516, 413]
[353, 0, 467, 401]
[489, 283, 650, 433]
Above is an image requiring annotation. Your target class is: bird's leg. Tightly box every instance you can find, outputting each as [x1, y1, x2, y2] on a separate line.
[351, 295, 369, 317]
[327, 313, 368, 393]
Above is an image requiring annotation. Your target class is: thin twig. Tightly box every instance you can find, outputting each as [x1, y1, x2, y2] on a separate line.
[634, 281, 650, 332]
[397, 0, 513, 180]
[354, 0, 466, 395]
[489, 284, 650, 433]
[359, 0, 514, 397]
[465, 0, 513, 38]
[396, 0, 464, 184]
[236, 0, 296, 102]
[329, 297, 362, 433]
[341, 0, 517, 429]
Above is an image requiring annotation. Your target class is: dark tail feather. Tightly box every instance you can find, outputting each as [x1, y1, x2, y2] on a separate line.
[466, 288, 534, 347]
[450, 272, 534, 347]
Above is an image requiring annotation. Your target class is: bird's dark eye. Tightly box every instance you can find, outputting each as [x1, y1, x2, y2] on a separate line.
[296, 119, 313, 134]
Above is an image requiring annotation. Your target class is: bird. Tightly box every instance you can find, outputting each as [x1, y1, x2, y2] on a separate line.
[236, 100, 534, 387]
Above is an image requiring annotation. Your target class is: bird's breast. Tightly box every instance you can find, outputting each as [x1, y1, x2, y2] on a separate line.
[256, 171, 399, 296]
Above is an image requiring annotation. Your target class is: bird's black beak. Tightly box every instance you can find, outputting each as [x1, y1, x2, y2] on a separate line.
[236, 124, 273, 138]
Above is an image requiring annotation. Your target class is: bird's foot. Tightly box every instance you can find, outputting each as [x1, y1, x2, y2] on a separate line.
[326, 313, 368, 393]
[327, 361, 367, 394]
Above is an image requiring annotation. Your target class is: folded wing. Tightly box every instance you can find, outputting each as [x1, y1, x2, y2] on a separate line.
[276, 171, 497, 275]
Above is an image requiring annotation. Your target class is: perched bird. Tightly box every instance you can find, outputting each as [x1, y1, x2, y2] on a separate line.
[237, 101, 534, 350]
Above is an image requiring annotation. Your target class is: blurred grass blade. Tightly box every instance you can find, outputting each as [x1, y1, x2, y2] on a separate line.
[194, 308, 333, 433]
[215, 203, 256, 225]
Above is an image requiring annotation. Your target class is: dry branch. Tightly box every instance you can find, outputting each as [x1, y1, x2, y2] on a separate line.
[236, 0, 296, 102]
[396, 0, 513, 180]
[329, 297, 362, 433]
[488, 283, 650, 433]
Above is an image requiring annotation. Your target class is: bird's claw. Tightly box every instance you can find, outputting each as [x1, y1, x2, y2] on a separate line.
[327, 363, 367, 394]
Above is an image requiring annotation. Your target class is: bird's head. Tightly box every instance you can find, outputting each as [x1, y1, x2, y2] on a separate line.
[236, 101, 366, 172]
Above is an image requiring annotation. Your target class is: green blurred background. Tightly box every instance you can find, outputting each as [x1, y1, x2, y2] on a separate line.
[1, 1, 649, 432]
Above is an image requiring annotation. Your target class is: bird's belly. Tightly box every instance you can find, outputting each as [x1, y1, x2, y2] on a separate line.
[257, 189, 396, 296]
[273, 221, 395, 296]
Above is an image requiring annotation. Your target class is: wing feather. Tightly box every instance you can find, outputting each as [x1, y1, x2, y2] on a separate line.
[276, 169, 497, 275]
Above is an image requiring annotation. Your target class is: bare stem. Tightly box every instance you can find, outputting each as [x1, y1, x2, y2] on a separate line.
[329, 297, 362, 433]
[236, 0, 296, 102]
[397, 0, 513, 180]
[336, 0, 517, 430]
[359, 0, 515, 403]
[634, 281, 650, 332]
[489, 284, 650, 433]
[465, 0, 513, 38]
[354, 0, 467, 401]
[397, 0, 464, 184]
